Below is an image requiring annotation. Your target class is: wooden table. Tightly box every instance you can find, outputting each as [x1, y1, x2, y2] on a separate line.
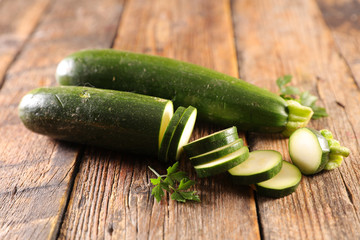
[1, 0, 359, 239]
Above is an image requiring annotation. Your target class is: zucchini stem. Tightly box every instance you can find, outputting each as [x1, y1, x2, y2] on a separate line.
[320, 129, 351, 170]
[282, 100, 314, 137]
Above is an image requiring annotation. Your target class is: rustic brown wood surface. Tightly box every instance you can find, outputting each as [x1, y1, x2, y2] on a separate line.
[0, 0, 359, 239]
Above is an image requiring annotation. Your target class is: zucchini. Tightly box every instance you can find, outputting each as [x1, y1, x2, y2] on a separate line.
[18, 86, 173, 156]
[289, 128, 350, 175]
[255, 161, 302, 198]
[184, 126, 239, 157]
[167, 106, 197, 162]
[190, 138, 244, 166]
[56, 49, 313, 135]
[229, 150, 283, 185]
[194, 146, 249, 178]
[158, 107, 186, 162]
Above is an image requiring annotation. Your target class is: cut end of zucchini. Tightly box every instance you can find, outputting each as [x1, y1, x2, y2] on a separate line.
[56, 58, 75, 84]
[289, 128, 329, 175]
[158, 101, 174, 149]
[255, 161, 302, 198]
[175, 108, 197, 160]
[229, 150, 283, 185]
[282, 100, 313, 137]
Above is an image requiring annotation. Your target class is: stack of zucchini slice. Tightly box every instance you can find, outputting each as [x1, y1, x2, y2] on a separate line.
[184, 127, 248, 178]
[184, 127, 302, 198]
[158, 106, 197, 162]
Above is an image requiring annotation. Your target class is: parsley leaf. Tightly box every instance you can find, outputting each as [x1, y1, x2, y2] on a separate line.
[148, 162, 200, 203]
[151, 185, 164, 202]
[178, 179, 196, 190]
[276, 75, 328, 119]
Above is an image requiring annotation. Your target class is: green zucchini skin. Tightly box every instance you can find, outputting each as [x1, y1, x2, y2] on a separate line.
[194, 146, 249, 178]
[190, 139, 244, 166]
[56, 49, 289, 133]
[18, 86, 172, 156]
[184, 126, 239, 157]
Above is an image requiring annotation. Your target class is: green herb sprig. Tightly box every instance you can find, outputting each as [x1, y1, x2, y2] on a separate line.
[148, 162, 200, 203]
[276, 75, 328, 119]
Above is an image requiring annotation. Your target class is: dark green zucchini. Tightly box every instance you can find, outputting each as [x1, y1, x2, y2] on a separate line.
[56, 49, 313, 135]
[18, 86, 173, 156]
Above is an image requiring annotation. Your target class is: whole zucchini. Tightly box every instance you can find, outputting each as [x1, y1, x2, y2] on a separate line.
[18, 86, 173, 156]
[56, 49, 313, 135]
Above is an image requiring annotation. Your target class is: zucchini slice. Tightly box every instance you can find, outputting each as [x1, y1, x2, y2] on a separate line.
[158, 101, 174, 149]
[228, 150, 283, 185]
[255, 161, 302, 198]
[167, 106, 197, 162]
[194, 146, 249, 178]
[184, 126, 239, 157]
[190, 138, 244, 166]
[158, 107, 186, 162]
[289, 128, 330, 175]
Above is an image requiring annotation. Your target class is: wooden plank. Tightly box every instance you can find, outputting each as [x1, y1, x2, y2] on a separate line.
[59, 0, 260, 239]
[317, 0, 360, 87]
[0, 0, 124, 238]
[232, 0, 360, 239]
[0, 0, 50, 87]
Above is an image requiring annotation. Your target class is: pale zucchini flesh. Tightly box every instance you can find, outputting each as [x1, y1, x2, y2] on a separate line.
[158, 101, 174, 149]
[289, 128, 330, 175]
[255, 161, 302, 198]
[229, 150, 283, 184]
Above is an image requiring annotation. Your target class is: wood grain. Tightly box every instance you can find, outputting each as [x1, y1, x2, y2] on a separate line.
[317, 0, 360, 87]
[0, 0, 124, 238]
[232, 0, 360, 239]
[60, 0, 260, 239]
[1, 0, 359, 239]
[0, 0, 51, 87]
